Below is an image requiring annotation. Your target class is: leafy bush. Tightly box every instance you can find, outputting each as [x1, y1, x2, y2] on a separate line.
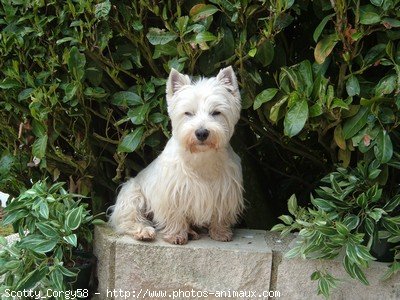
[0, 0, 399, 296]
[273, 162, 400, 296]
[0, 180, 102, 296]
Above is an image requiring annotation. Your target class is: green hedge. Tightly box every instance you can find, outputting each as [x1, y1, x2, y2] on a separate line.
[1, 0, 400, 296]
[1, 0, 399, 226]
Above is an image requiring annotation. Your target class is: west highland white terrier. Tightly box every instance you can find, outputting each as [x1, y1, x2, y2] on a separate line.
[109, 66, 244, 245]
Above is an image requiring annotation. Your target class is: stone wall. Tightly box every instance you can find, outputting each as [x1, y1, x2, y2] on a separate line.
[94, 226, 400, 300]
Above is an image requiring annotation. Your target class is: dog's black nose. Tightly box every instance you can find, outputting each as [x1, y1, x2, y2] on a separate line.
[195, 128, 210, 142]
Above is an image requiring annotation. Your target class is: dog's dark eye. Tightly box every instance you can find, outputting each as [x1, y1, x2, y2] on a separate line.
[211, 111, 221, 116]
[184, 112, 193, 116]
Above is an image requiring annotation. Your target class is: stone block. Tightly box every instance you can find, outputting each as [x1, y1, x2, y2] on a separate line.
[93, 226, 118, 296]
[94, 227, 400, 300]
[94, 226, 272, 299]
[275, 244, 400, 300]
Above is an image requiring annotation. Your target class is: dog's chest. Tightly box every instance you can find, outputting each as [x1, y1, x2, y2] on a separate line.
[176, 173, 224, 224]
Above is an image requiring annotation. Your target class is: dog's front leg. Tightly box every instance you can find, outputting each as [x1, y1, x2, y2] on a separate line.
[209, 217, 233, 242]
[161, 218, 190, 245]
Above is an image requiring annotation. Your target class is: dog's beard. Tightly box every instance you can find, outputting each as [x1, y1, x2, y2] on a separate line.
[178, 127, 227, 153]
[186, 135, 218, 153]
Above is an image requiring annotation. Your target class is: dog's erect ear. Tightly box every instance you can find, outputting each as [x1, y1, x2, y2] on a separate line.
[216, 66, 239, 94]
[166, 68, 191, 102]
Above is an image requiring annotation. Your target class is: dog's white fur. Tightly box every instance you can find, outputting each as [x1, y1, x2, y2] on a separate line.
[109, 66, 244, 244]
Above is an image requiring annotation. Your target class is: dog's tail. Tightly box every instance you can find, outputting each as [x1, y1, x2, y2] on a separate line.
[108, 179, 156, 240]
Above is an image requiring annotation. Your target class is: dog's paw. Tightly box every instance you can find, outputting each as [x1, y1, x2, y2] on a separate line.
[133, 226, 156, 241]
[188, 228, 200, 240]
[163, 232, 188, 245]
[209, 228, 233, 242]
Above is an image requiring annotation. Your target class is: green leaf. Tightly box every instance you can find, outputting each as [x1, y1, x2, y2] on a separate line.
[334, 125, 346, 150]
[381, 261, 400, 281]
[176, 16, 189, 33]
[284, 99, 309, 137]
[50, 269, 64, 290]
[32, 135, 48, 159]
[195, 31, 217, 43]
[368, 208, 385, 222]
[149, 113, 165, 124]
[346, 243, 361, 264]
[189, 4, 219, 22]
[312, 198, 336, 211]
[343, 255, 357, 279]
[94, 0, 111, 19]
[346, 75, 360, 96]
[128, 103, 150, 125]
[153, 42, 179, 59]
[2, 210, 29, 226]
[48, 181, 66, 194]
[19, 235, 58, 254]
[68, 46, 86, 81]
[58, 264, 78, 278]
[4, 260, 20, 270]
[364, 217, 375, 236]
[309, 103, 323, 117]
[65, 206, 83, 231]
[288, 194, 298, 215]
[36, 222, 58, 238]
[357, 193, 367, 208]
[0, 78, 21, 89]
[284, 245, 301, 258]
[353, 264, 370, 285]
[112, 91, 142, 107]
[271, 223, 287, 232]
[278, 215, 294, 225]
[0, 236, 7, 246]
[355, 244, 375, 261]
[314, 34, 339, 64]
[317, 277, 330, 298]
[253, 88, 278, 110]
[255, 40, 274, 67]
[0, 153, 14, 175]
[146, 28, 178, 45]
[382, 18, 400, 28]
[38, 201, 49, 219]
[364, 44, 386, 66]
[370, 0, 383, 6]
[269, 96, 288, 123]
[383, 195, 400, 212]
[343, 215, 360, 230]
[313, 14, 335, 42]
[32, 119, 46, 137]
[375, 74, 397, 96]
[63, 234, 77, 247]
[360, 5, 381, 25]
[311, 271, 321, 281]
[91, 218, 107, 225]
[342, 106, 369, 139]
[374, 130, 393, 163]
[368, 168, 381, 179]
[15, 268, 47, 291]
[331, 98, 349, 109]
[298, 60, 313, 96]
[118, 127, 145, 153]
[18, 88, 34, 101]
[336, 222, 349, 235]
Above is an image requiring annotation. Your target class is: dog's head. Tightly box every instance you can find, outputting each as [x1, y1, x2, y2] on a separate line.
[166, 66, 241, 153]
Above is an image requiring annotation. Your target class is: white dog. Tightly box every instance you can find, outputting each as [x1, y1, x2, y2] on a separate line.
[109, 66, 244, 245]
